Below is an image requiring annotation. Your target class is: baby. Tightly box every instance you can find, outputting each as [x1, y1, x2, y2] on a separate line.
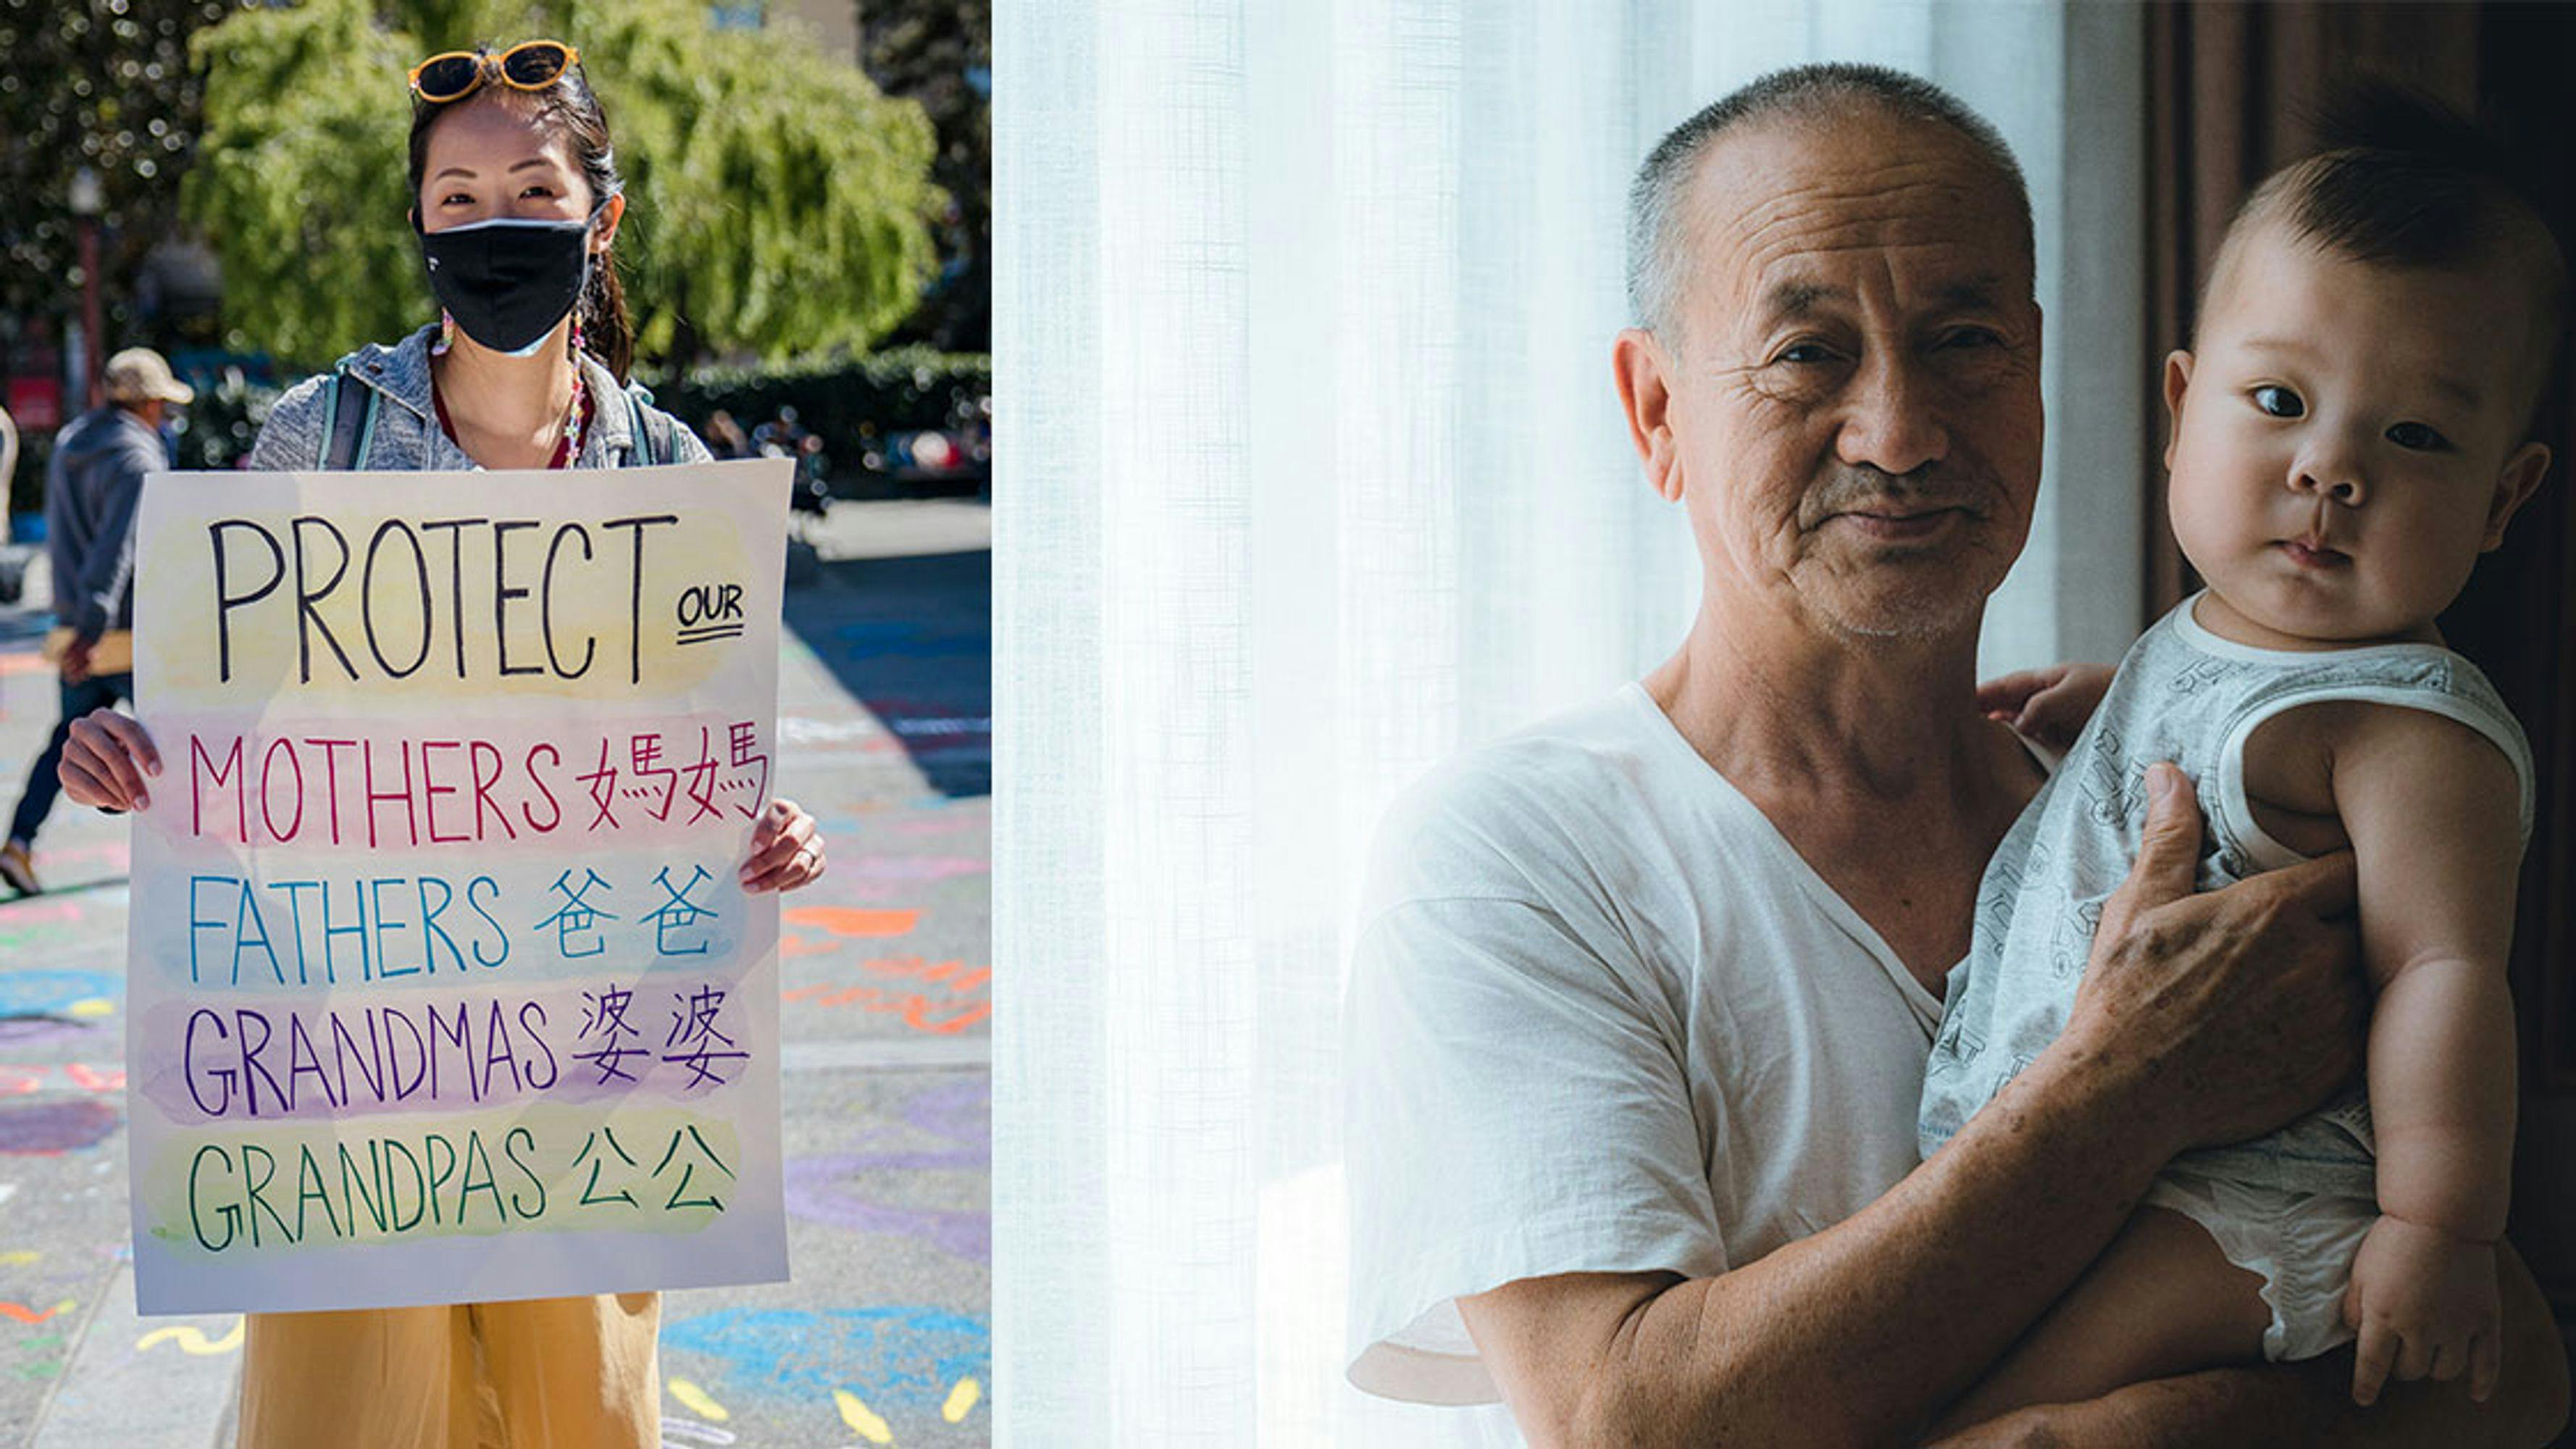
[1918, 96, 2562, 1430]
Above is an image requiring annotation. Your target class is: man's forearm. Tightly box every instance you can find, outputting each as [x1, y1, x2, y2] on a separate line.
[1475, 801, 2369, 1448]
[1568, 1043, 2184, 1446]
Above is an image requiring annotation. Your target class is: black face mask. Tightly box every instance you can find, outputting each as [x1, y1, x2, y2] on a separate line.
[417, 216, 593, 356]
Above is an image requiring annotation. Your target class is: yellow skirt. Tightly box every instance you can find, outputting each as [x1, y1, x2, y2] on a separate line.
[236, 1293, 659, 1449]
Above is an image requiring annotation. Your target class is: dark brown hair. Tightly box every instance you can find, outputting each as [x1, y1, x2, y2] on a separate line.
[406, 49, 635, 383]
[2216, 81, 2567, 427]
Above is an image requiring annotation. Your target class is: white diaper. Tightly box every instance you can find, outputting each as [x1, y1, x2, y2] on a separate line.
[2141, 1163, 2378, 1362]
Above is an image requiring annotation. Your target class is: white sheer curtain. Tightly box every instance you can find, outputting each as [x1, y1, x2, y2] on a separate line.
[994, 3, 2145, 1443]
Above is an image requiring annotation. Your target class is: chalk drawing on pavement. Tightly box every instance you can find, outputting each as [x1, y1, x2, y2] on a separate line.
[137, 1319, 243, 1355]
[835, 1387, 893, 1443]
[781, 957, 989, 1037]
[831, 855, 986, 903]
[669, 1378, 731, 1421]
[0, 972, 120, 1018]
[783, 1080, 988, 1261]
[659, 1306, 990, 1424]
[784, 907, 920, 939]
[0, 1098, 117, 1153]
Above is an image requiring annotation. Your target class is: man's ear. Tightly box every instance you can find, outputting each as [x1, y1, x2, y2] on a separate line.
[1613, 327, 1683, 502]
[2482, 440, 2551, 551]
[2161, 350, 2194, 472]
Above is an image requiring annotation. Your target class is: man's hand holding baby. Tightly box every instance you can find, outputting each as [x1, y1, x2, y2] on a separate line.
[2058, 763, 2367, 1160]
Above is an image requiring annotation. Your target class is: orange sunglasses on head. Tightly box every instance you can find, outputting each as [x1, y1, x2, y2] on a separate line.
[408, 40, 580, 104]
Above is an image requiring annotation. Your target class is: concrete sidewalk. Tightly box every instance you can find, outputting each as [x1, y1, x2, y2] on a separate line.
[0, 499, 992, 1448]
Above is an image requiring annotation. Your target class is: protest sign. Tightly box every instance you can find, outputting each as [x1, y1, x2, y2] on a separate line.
[124, 460, 793, 1314]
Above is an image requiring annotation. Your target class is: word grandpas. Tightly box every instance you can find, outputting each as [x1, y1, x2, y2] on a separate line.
[177, 1116, 740, 1253]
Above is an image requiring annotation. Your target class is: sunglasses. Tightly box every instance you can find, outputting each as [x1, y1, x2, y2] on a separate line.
[408, 40, 580, 104]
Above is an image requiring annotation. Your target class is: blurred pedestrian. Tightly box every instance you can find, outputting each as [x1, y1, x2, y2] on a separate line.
[0, 398, 20, 602]
[0, 398, 19, 508]
[0, 348, 191, 896]
[703, 407, 749, 459]
[791, 430, 832, 516]
[753, 403, 807, 456]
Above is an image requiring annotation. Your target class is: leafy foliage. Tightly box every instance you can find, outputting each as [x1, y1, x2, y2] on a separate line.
[859, 0, 989, 351]
[184, 0, 945, 370]
[0, 0, 234, 333]
[654, 344, 989, 479]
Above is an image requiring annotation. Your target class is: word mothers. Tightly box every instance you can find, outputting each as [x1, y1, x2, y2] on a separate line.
[188, 724, 772, 850]
[179, 1116, 739, 1253]
[209, 512, 678, 685]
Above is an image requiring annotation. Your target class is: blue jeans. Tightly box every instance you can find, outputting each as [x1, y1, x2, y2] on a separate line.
[9, 672, 132, 846]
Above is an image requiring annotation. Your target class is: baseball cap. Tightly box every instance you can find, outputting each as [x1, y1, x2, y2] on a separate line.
[101, 348, 195, 406]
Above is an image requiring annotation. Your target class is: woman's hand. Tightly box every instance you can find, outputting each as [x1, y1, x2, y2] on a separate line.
[740, 798, 826, 893]
[59, 707, 161, 811]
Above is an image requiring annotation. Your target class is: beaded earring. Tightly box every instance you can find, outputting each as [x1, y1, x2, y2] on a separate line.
[569, 313, 588, 360]
[432, 308, 458, 357]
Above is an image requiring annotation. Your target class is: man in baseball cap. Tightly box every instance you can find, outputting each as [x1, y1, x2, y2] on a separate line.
[101, 347, 195, 409]
[0, 348, 190, 895]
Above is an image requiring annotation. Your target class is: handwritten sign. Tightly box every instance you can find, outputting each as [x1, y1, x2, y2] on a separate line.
[125, 461, 793, 1314]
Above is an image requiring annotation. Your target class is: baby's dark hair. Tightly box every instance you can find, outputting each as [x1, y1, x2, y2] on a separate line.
[2207, 80, 2567, 430]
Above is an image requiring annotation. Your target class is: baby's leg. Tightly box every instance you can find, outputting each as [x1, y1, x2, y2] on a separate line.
[1926, 1206, 2270, 1438]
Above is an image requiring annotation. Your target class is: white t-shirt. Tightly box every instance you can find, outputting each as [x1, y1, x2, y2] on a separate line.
[1345, 682, 1946, 1407]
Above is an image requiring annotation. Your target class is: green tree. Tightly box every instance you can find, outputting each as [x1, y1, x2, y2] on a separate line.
[185, 0, 944, 369]
[0, 0, 236, 340]
[0, 0, 237, 512]
[858, 0, 989, 351]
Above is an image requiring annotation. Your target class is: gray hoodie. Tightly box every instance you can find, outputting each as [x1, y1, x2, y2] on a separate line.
[46, 404, 165, 644]
[246, 324, 712, 474]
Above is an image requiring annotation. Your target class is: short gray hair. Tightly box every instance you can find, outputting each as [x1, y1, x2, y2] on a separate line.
[1626, 63, 2033, 337]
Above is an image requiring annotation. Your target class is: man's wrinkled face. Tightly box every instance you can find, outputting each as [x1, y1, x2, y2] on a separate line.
[1652, 113, 2044, 643]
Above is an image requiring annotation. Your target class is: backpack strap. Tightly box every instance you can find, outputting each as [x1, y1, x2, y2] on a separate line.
[624, 386, 679, 468]
[320, 368, 380, 471]
[314, 375, 339, 468]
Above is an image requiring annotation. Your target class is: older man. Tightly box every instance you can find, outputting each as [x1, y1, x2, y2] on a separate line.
[1345, 64, 2568, 1447]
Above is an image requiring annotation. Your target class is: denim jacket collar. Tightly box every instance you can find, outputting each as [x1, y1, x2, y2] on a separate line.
[336, 323, 640, 467]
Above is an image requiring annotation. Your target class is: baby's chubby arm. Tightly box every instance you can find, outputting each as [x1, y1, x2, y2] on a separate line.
[2300, 702, 2526, 1404]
